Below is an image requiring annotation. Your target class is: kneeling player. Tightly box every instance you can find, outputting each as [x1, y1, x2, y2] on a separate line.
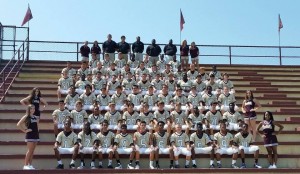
[153, 121, 174, 169]
[234, 123, 262, 168]
[132, 121, 155, 169]
[190, 123, 213, 168]
[212, 122, 239, 168]
[77, 122, 98, 169]
[170, 124, 191, 168]
[54, 118, 79, 169]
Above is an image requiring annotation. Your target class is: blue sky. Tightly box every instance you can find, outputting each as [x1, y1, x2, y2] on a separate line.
[1, 0, 299, 46]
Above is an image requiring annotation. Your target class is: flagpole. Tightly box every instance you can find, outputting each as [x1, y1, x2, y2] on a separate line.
[27, 3, 30, 61]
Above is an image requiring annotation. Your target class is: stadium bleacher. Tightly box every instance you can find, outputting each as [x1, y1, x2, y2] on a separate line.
[0, 60, 300, 174]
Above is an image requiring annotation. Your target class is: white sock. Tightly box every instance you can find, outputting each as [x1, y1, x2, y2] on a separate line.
[108, 160, 112, 165]
[185, 160, 190, 165]
[81, 161, 84, 166]
[175, 160, 179, 165]
[232, 160, 236, 164]
[70, 159, 75, 164]
[192, 160, 196, 165]
[91, 161, 95, 166]
[217, 161, 221, 164]
[58, 160, 62, 165]
[99, 161, 103, 166]
[210, 160, 214, 165]
[150, 161, 154, 166]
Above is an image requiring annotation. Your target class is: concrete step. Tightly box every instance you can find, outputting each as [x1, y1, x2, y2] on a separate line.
[0, 130, 299, 142]
[1, 158, 300, 170]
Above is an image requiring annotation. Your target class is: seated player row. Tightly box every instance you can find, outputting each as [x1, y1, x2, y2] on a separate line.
[58, 59, 233, 98]
[53, 99, 243, 144]
[55, 118, 262, 170]
[63, 82, 238, 117]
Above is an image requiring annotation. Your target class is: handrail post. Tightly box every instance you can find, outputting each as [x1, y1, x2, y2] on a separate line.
[229, 46, 232, 65]
[76, 43, 79, 62]
[279, 46, 282, 65]
[2, 70, 4, 97]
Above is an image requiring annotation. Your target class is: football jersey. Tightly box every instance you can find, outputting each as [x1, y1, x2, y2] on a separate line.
[122, 79, 137, 90]
[219, 80, 234, 89]
[107, 81, 121, 91]
[188, 113, 205, 125]
[139, 112, 154, 124]
[190, 132, 211, 148]
[170, 132, 190, 147]
[107, 69, 120, 78]
[115, 59, 126, 69]
[161, 70, 173, 81]
[154, 110, 170, 123]
[102, 60, 111, 69]
[123, 111, 140, 125]
[165, 80, 176, 91]
[187, 70, 199, 81]
[114, 133, 134, 148]
[89, 59, 100, 69]
[127, 93, 143, 106]
[134, 131, 151, 148]
[193, 80, 206, 93]
[205, 81, 219, 91]
[97, 131, 115, 148]
[58, 77, 73, 90]
[92, 67, 107, 77]
[156, 60, 166, 70]
[62, 67, 76, 78]
[214, 132, 233, 148]
[104, 111, 122, 125]
[153, 132, 170, 148]
[157, 93, 173, 105]
[80, 93, 96, 105]
[70, 109, 88, 124]
[128, 60, 139, 69]
[218, 93, 236, 106]
[205, 111, 223, 125]
[144, 94, 158, 106]
[65, 93, 80, 106]
[56, 131, 77, 148]
[144, 61, 152, 69]
[135, 67, 149, 77]
[234, 132, 253, 147]
[97, 94, 111, 106]
[137, 80, 151, 91]
[88, 114, 105, 124]
[111, 93, 127, 105]
[188, 93, 203, 106]
[209, 71, 222, 80]
[202, 93, 217, 106]
[120, 69, 134, 79]
[151, 79, 164, 91]
[173, 95, 187, 105]
[78, 131, 98, 147]
[75, 80, 91, 90]
[223, 111, 243, 124]
[77, 68, 89, 76]
[199, 73, 209, 82]
[52, 109, 71, 124]
[170, 110, 187, 124]
[92, 78, 107, 90]
[178, 80, 193, 91]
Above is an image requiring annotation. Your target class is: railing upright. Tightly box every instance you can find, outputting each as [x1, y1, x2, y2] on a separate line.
[279, 46, 282, 65]
[229, 46, 232, 65]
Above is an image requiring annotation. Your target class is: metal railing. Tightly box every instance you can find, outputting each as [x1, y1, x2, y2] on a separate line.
[2, 40, 300, 65]
[0, 38, 28, 102]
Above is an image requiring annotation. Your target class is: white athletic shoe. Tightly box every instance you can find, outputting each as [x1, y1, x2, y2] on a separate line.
[272, 164, 277, 169]
[28, 165, 35, 169]
[23, 165, 31, 170]
[268, 165, 275, 169]
[149, 165, 155, 169]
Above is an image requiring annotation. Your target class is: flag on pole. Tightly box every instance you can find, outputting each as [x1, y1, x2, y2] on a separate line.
[278, 14, 283, 32]
[180, 9, 185, 31]
[21, 5, 33, 26]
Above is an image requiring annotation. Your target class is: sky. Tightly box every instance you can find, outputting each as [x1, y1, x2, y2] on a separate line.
[1, 0, 299, 46]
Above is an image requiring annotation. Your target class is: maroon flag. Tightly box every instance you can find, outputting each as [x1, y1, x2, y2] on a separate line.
[278, 14, 283, 32]
[21, 6, 33, 26]
[180, 9, 185, 31]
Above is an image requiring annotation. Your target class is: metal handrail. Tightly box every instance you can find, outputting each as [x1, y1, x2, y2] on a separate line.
[0, 38, 27, 102]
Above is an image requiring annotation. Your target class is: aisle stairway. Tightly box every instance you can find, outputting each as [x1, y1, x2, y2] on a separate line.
[0, 60, 299, 173]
